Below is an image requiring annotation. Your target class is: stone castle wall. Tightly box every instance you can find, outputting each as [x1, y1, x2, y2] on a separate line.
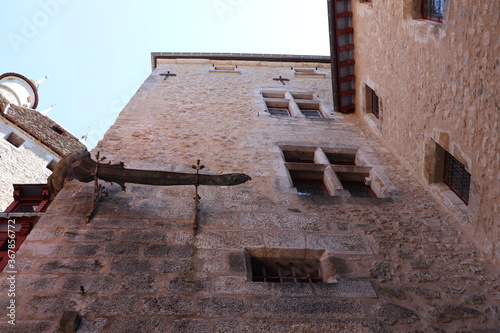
[352, 0, 500, 262]
[1, 59, 499, 332]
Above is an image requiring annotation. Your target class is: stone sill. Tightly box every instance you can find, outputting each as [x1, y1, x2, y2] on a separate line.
[429, 183, 468, 222]
[363, 113, 381, 137]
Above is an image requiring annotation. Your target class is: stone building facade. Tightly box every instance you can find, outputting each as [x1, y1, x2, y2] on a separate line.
[350, 0, 500, 263]
[1, 52, 498, 332]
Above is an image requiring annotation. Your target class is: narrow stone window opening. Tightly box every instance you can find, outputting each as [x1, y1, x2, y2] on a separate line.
[47, 159, 58, 171]
[444, 150, 470, 205]
[51, 125, 64, 135]
[5, 132, 25, 148]
[245, 248, 334, 283]
[251, 257, 322, 283]
[422, 0, 444, 22]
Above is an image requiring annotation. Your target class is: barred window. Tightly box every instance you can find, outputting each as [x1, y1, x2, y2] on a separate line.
[444, 151, 470, 204]
[250, 257, 322, 283]
[422, 0, 444, 22]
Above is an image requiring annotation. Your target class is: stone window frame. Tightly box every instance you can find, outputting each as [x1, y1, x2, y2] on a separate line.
[280, 145, 393, 198]
[424, 134, 481, 224]
[292, 67, 327, 78]
[404, 0, 446, 24]
[46, 159, 58, 171]
[421, 0, 444, 22]
[262, 90, 329, 119]
[5, 131, 25, 148]
[208, 64, 241, 75]
[244, 248, 338, 284]
[361, 82, 383, 136]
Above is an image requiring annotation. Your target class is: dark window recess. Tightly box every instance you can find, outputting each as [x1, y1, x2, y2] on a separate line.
[325, 152, 356, 165]
[293, 180, 328, 196]
[302, 110, 323, 119]
[5, 132, 25, 148]
[341, 181, 376, 197]
[51, 125, 64, 135]
[268, 108, 290, 117]
[14, 204, 39, 213]
[47, 159, 58, 171]
[422, 0, 444, 22]
[251, 257, 322, 283]
[444, 151, 470, 204]
[283, 150, 315, 163]
[372, 90, 380, 118]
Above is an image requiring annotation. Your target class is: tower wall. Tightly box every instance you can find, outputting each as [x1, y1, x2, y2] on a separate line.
[2, 57, 499, 332]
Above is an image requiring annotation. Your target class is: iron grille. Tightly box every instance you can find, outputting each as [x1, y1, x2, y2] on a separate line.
[422, 0, 444, 22]
[251, 258, 322, 283]
[268, 108, 290, 117]
[372, 91, 380, 118]
[444, 151, 470, 204]
[294, 180, 328, 196]
[302, 110, 323, 119]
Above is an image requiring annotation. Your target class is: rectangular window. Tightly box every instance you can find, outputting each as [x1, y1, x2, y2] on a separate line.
[268, 108, 290, 117]
[5, 132, 25, 148]
[297, 102, 323, 119]
[444, 151, 471, 204]
[289, 170, 329, 196]
[422, 0, 444, 22]
[250, 257, 322, 283]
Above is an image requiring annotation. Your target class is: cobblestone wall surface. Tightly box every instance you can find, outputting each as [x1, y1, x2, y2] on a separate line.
[0, 60, 498, 332]
[352, 0, 500, 263]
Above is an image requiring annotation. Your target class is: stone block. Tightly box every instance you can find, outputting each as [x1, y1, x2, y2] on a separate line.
[63, 230, 115, 242]
[241, 213, 323, 231]
[172, 319, 212, 333]
[66, 244, 100, 256]
[119, 230, 169, 243]
[240, 320, 318, 333]
[85, 295, 140, 315]
[263, 231, 306, 248]
[373, 302, 420, 325]
[143, 295, 193, 314]
[314, 278, 377, 298]
[158, 259, 195, 274]
[38, 259, 102, 274]
[431, 305, 486, 324]
[307, 234, 372, 254]
[25, 295, 79, 316]
[110, 259, 152, 275]
[213, 276, 271, 296]
[144, 244, 194, 257]
[120, 275, 158, 293]
[105, 243, 139, 256]
[196, 231, 263, 249]
[198, 296, 247, 316]
[228, 252, 247, 274]
[254, 298, 362, 318]
[165, 277, 210, 293]
[92, 217, 151, 229]
[61, 275, 116, 293]
[17, 274, 58, 292]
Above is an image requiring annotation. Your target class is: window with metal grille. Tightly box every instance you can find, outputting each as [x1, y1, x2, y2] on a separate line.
[422, 0, 444, 22]
[268, 108, 290, 117]
[372, 90, 380, 118]
[302, 110, 323, 119]
[444, 151, 470, 204]
[250, 257, 322, 283]
[293, 179, 329, 196]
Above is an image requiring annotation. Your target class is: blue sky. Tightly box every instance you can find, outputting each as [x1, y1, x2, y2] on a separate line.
[1, 0, 330, 148]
